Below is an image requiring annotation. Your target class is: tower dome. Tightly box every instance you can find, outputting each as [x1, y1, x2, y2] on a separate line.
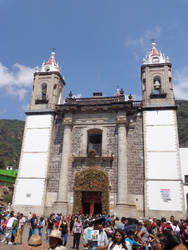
[142, 42, 170, 65]
[40, 50, 61, 73]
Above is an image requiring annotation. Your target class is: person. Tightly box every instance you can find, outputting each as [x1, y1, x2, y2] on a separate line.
[159, 218, 171, 234]
[27, 212, 32, 224]
[125, 231, 141, 250]
[117, 217, 126, 231]
[83, 220, 93, 250]
[28, 213, 38, 241]
[163, 227, 181, 250]
[72, 217, 83, 249]
[59, 216, 69, 246]
[182, 225, 188, 248]
[14, 213, 25, 245]
[108, 229, 127, 249]
[137, 219, 155, 249]
[46, 214, 55, 242]
[48, 229, 67, 250]
[105, 221, 114, 244]
[38, 216, 45, 238]
[84, 217, 108, 250]
[5, 211, 17, 244]
[70, 216, 74, 233]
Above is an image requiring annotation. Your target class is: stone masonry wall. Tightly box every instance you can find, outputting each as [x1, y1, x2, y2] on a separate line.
[127, 112, 144, 195]
[69, 124, 118, 195]
[47, 116, 63, 192]
[106, 126, 118, 193]
[72, 127, 82, 155]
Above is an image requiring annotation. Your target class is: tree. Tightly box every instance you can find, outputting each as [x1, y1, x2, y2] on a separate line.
[0, 159, 6, 169]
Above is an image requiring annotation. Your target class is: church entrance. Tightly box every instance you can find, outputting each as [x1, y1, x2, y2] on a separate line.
[82, 191, 102, 215]
[73, 168, 109, 215]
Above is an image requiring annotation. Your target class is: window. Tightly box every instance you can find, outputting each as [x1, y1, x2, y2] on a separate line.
[41, 83, 47, 100]
[153, 77, 161, 95]
[185, 175, 188, 184]
[87, 129, 102, 156]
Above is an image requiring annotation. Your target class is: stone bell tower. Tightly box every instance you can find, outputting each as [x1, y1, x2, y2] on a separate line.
[141, 42, 174, 106]
[141, 43, 185, 218]
[12, 51, 65, 215]
[30, 51, 65, 111]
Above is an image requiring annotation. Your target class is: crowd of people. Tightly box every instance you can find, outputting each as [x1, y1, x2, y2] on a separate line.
[0, 210, 188, 249]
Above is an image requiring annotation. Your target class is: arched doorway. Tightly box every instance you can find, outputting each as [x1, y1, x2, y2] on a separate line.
[73, 168, 109, 215]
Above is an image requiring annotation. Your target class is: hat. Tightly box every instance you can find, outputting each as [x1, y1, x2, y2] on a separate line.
[32, 213, 36, 217]
[93, 216, 105, 225]
[49, 230, 62, 240]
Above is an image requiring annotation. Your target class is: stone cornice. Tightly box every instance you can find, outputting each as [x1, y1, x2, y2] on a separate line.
[34, 71, 65, 85]
[56, 101, 142, 115]
[142, 105, 177, 111]
[26, 110, 55, 115]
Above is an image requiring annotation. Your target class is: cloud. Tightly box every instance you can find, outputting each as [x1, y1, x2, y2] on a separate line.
[0, 62, 34, 100]
[125, 26, 161, 59]
[174, 66, 188, 100]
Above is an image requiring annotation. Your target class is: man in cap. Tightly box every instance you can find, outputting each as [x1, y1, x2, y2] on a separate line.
[84, 217, 108, 250]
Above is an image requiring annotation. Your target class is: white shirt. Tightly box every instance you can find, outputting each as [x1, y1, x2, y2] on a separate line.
[48, 246, 67, 250]
[108, 242, 126, 250]
[7, 217, 17, 228]
[18, 217, 26, 229]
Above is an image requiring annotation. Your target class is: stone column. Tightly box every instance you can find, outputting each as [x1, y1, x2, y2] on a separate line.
[54, 114, 72, 213]
[117, 121, 128, 204]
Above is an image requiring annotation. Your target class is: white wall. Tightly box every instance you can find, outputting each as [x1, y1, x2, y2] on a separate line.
[19, 153, 48, 178]
[180, 148, 188, 213]
[14, 114, 53, 207]
[147, 181, 182, 211]
[146, 151, 179, 179]
[180, 148, 188, 180]
[144, 110, 183, 212]
[14, 179, 45, 206]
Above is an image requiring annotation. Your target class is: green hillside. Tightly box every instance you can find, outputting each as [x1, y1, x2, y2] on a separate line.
[0, 120, 24, 169]
[0, 101, 187, 169]
[176, 100, 188, 147]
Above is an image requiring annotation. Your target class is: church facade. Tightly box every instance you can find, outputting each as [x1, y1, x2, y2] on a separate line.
[12, 44, 188, 218]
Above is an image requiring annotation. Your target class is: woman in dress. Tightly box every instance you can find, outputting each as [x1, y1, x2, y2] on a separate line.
[108, 229, 127, 250]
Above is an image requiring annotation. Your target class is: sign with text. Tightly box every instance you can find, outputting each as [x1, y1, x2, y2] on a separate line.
[160, 189, 171, 202]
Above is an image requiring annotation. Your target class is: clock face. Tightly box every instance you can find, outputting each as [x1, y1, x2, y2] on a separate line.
[152, 57, 159, 63]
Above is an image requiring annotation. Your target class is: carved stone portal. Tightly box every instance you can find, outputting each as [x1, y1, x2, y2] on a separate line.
[73, 168, 109, 214]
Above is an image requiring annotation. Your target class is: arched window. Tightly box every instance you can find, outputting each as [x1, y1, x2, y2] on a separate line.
[153, 76, 161, 95]
[87, 129, 102, 156]
[41, 83, 47, 100]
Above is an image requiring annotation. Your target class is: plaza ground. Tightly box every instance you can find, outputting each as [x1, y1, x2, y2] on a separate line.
[0, 225, 84, 250]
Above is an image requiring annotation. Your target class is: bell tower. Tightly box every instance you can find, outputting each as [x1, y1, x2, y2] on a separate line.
[13, 51, 66, 215]
[142, 43, 185, 218]
[30, 51, 65, 111]
[141, 42, 174, 106]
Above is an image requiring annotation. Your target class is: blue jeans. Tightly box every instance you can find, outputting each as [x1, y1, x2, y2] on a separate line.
[62, 232, 68, 246]
[0, 227, 4, 235]
[38, 227, 43, 237]
[28, 228, 36, 241]
[46, 228, 52, 242]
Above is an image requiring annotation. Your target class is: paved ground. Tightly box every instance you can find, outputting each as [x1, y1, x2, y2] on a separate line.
[0, 226, 84, 250]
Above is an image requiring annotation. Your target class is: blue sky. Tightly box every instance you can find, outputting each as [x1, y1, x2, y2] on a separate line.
[0, 0, 188, 120]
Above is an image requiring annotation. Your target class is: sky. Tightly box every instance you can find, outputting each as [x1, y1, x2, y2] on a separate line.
[0, 0, 188, 120]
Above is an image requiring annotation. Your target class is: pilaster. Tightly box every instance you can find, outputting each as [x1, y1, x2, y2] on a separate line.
[54, 113, 72, 213]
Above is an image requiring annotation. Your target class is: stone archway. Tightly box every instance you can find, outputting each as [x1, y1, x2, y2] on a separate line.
[73, 168, 109, 214]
